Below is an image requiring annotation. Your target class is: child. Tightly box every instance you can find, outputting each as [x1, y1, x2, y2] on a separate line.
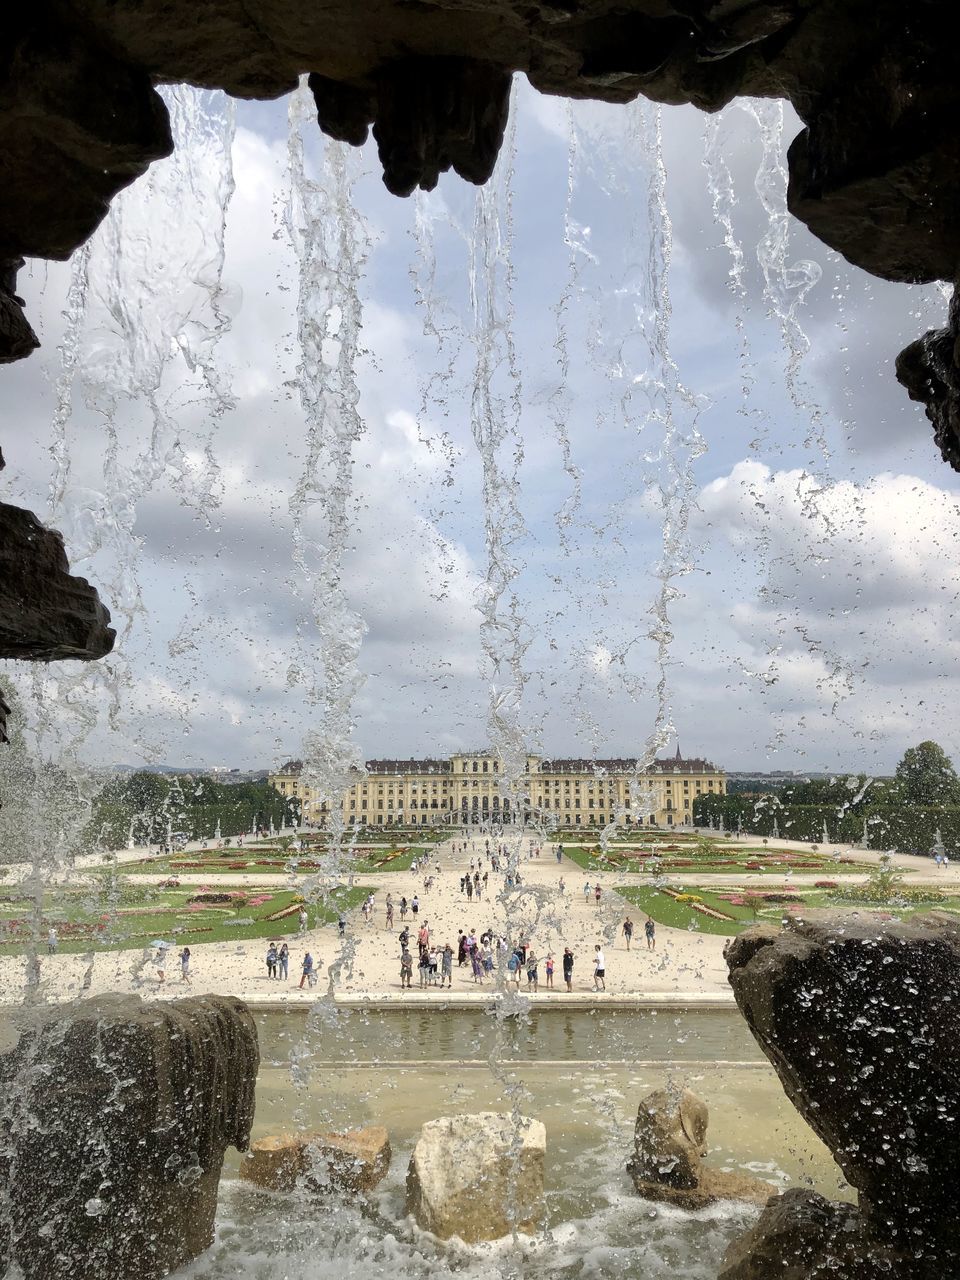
[545, 953, 555, 988]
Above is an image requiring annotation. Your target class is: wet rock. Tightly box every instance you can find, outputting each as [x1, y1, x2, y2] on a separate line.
[406, 1112, 546, 1242]
[239, 1133, 306, 1192]
[0, 994, 258, 1280]
[0, 260, 39, 363]
[240, 1125, 391, 1194]
[718, 1188, 907, 1280]
[305, 1125, 392, 1192]
[0, 501, 115, 660]
[627, 1085, 775, 1209]
[724, 912, 960, 1276]
[897, 285, 960, 472]
[372, 58, 512, 197]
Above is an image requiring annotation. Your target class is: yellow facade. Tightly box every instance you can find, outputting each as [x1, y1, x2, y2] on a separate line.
[269, 748, 725, 829]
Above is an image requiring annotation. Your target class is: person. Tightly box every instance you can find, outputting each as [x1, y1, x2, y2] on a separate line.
[595, 883, 602, 909]
[507, 948, 520, 986]
[584, 880, 592, 903]
[457, 931, 467, 967]
[526, 950, 539, 992]
[418, 949, 431, 989]
[298, 906, 308, 934]
[46, 926, 58, 955]
[556, 844, 563, 863]
[399, 925, 410, 951]
[558, 876, 565, 894]
[400, 946, 414, 989]
[441, 943, 453, 988]
[482, 944, 494, 978]
[300, 952, 315, 989]
[645, 916, 656, 951]
[470, 946, 484, 983]
[418, 923, 430, 953]
[594, 944, 606, 991]
[362, 894, 373, 925]
[266, 944, 278, 979]
[545, 953, 555, 989]
[562, 947, 574, 992]
[154, 946, 167, 983]
[179, 946, 192, 983]
[385, 893, 394, 928]
[278, 942, 289, 980]
[466, 878, 473, 902]
[338, 911, 347, 938]
[623, 917, 634, 950]
[411, 894, 420, 918]
[400, 896, 408, 920]
[428, 946, 439, 985]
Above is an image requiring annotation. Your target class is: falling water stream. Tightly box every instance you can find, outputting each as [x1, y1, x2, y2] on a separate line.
[1, 69, 951, 1280]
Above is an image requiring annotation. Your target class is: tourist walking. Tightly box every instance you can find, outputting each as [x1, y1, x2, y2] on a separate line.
[400, 896, 408, 920]
[593, 945, 606, 991]
[338, 911, 347, 938]
[298, 906, 308, 933]
[278, 943, 289, 980]
[562, 947, 574, 992]
[400, 946, 413, 989]
[458, 931, 467, 967]
[441, 943, 453, 988]
[179, 946, 191, 983]
[385, 893, 394, 928]
[645, 917, 656, 951]
[411, 894, 420, 918]
[299, 952, 315, 989]
[623, 917, 634, 950]
[595, 883, 602, 909]
[470, 946, 484, 983]
[46, 926, 58, 955]
[583, 881, 591, 903]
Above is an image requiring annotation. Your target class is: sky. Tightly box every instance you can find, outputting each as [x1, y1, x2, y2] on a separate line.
[2, 78, 958, 778]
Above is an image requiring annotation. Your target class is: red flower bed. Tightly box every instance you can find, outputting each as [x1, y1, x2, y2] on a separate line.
[814, 880, 838, 889]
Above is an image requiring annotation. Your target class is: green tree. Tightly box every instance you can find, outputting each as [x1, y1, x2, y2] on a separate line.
[894, 742, 960, 807]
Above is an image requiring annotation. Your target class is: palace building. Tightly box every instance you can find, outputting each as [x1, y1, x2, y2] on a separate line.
[268, 747, 725, 829]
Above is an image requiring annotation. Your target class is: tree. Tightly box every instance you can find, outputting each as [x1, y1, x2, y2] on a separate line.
[894, 742, 960, 807]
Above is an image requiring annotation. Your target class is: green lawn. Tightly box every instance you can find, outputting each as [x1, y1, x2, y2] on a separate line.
[562, 843, 858, 876]
[0, 883, 369, 955]
[617, 883, 960, 938]
[617, 885, 761, 936]
[112, 842, 432, 877]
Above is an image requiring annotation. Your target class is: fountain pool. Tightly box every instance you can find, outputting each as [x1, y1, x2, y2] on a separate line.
[183, 1008, 846, 1280]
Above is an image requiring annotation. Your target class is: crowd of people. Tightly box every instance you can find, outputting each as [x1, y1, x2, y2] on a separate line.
[146, 834, 661, 993]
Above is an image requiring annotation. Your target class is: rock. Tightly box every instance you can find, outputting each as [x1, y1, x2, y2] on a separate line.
[406, 1112, 545, 1242]
[897, 285, 960, 473]
[240, 1125, 391, 1194]
[239, 1133, 306, 1192]
[0, 500, 115, 660]
[628, 1086, 707, 1189]
[0, 994, 258, 1280]
[371, 58, 512, 197]
[0, 259, 39, 363]
[627, 1085, 775, 1209]
[718, 1188, 907, 1280]
[724, 912, 960, 1276]
[305, 1125, 392, 1192]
